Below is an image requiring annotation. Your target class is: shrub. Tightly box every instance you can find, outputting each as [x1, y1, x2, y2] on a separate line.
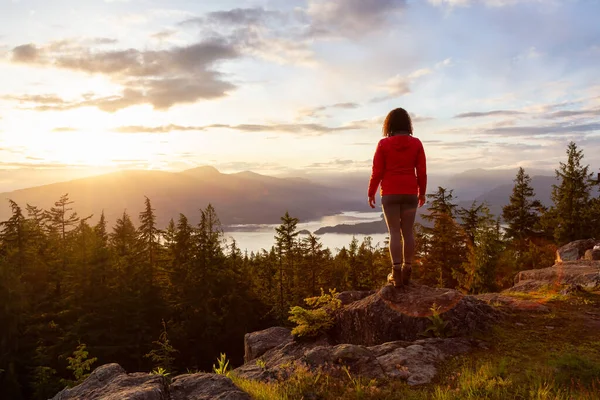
[288, 288, 342, 338]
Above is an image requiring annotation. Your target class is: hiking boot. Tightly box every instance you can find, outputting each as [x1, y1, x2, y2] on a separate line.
[402, 263, 412, 286]
[387, 264, 403, 288]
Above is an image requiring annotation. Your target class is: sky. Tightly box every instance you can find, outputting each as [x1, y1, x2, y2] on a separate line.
[0, 0, 599, 191]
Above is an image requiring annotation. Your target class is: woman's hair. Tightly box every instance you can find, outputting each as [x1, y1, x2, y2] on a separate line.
[382, 108, 413, 137]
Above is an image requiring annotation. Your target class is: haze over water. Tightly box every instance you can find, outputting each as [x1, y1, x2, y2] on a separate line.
[225, 211, 388, 254]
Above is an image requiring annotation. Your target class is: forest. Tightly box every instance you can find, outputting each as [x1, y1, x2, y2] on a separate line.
[1, 141, 599, 399]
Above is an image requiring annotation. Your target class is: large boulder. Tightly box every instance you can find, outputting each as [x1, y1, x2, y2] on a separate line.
[244, 327, 292, 363]
[233, 337, 483, 386]
[51, 364, 168, 400]
[329, 284, 500, 345]
[51, 364, 250, 400]
[170, 373, 251, 400]
[556, 239, 599, 263]
[511, 261, 600, 292]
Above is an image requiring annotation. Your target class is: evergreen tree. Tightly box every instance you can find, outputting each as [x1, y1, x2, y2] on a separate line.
[138, 197, 160, 285]
[274, 212, 299, 321]
[420, 187, 467, 288]
[301, 234, 326, 296]
[502, 167, 546, 271]
[455, 210, 504, 294]
[502, 167, 543, 244]
[44, 194, 80, 296]
[549, 142, 594, 245]
[457, 201, 488, 246]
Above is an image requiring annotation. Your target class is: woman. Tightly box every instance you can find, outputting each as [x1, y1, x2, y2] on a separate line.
[368, 108, 427, 288]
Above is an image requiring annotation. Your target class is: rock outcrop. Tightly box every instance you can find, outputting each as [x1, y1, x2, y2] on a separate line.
[51, 364, 250, 400]
[244, 327, 292, 363]
[235, 284, 499, 386]
[51, 364, 168, 400]
[170, 374, 250, 400]
[511, 261, 600, 293]
[234, 336, 485, 386]
[330, 284, 499, 345]
[555, 239, 600, 263]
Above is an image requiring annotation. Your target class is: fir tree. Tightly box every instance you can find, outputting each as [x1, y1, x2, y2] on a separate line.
[421, 187, 467, 288]
[274, 212, 299, 321]
[549, 142, 594, 245]
[502, 167, 545, 271]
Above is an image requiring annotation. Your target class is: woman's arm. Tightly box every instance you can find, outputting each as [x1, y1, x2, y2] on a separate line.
[416, 139, 427, 205]
[368, 139, 385, 201]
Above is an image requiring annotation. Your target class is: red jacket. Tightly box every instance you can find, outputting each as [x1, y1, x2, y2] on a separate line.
[368, 135, 427, 198]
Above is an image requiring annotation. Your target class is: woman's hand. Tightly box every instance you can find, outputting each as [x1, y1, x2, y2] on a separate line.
[368, 196, 376, 209]
[418, 195, 426, 208]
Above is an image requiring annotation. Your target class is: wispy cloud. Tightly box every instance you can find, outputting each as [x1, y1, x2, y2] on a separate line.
[306, 0, 407, 39]
[52, 127, 78, 132]
[428, 0, 545, 8]
[482, 122, 600, 137]
[455, 110, 526, 118]
[298, 102, 360, 118]
[113, 121, 367, 135]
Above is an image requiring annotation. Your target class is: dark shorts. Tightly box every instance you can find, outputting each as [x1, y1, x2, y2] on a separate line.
[381, 194, 418, 211]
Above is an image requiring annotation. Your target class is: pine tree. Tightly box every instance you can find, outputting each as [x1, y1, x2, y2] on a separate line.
[457, 201, 488, 246]
[503, 168, 543, 242]
[138, 197, 160, 285]
[421, 187, 467, 288]
[274, 212, 299, 321]
[549, 142, 594, 245]
[455, 210, 504, 294]
[301, 234, 326, 296]
[44, 194, 80, 296]
[502, 167, 546, 271]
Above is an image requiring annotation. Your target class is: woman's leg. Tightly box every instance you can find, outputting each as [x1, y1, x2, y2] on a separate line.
[400, 206, 417, 264]
[382, 196, 403, 265]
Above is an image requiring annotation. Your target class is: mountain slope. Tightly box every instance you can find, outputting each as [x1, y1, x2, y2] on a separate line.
[0, 168, 364, 229]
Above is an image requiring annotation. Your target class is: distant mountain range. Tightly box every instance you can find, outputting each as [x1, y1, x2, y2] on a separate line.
[1, 166, 595, 234]
[0, 167, 364, 229]
[314, 170, 565, 234]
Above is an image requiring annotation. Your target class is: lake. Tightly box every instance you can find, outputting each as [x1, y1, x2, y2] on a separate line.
[224, 211, 389, 254]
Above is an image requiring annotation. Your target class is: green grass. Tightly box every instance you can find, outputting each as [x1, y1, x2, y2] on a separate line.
[228, 290, 600, 399]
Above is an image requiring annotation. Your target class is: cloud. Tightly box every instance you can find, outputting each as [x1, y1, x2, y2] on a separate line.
[455, 110, 526, 118]
[180, 7, 315, 66]
[306, 158, 372, 169]
[5, 94, 67, 105]
[371, 66, 437, 103]
[8, 38, 239, 111]
[115, 124, 205, 133]
[543, 109, 600, 119]
[90, 37, 118, 45]
[112, 121, 366, 135]
[482, 122, 600, 137]
[428, 0, 544, 8]
[306, 0, 407, 39]
[150, 30, 176, 40]
[298, 102, 360, 118]
[11, 44, 42, 63]
[52, 127, 78, 132]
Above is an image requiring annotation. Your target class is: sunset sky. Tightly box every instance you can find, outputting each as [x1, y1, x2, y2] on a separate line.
[1, 0, 599, 191]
